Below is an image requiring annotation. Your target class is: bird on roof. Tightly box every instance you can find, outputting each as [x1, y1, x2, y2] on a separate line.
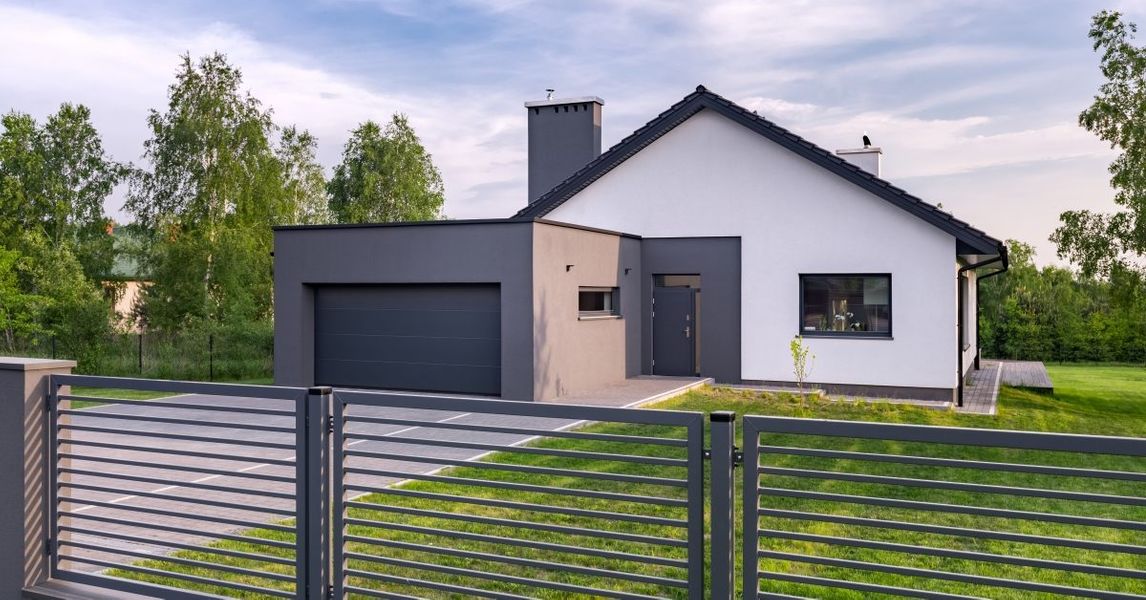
[862, 132, 872, 148]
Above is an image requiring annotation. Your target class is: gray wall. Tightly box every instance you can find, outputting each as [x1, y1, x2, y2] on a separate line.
[641, 237, 742, 383]
[274, 222, 535, 400]
[531, 222, 640, 400]
[527, 99, 602, 203]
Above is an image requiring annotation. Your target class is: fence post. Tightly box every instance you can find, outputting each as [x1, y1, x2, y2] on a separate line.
[302, 386, 332, 600]
[710, 411, 737, 600]
[209, 334, 214, 382]
[137, 332, 143, 375]
[0, 357, 76, 597]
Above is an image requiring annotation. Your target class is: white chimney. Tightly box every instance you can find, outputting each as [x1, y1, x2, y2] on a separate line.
[835, 146, 882, 178]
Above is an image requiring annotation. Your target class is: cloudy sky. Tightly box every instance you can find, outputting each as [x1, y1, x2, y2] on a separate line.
[1, 0, 1139, 264]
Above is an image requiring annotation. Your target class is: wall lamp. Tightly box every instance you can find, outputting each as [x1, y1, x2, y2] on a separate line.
[566, 264, 575, 272]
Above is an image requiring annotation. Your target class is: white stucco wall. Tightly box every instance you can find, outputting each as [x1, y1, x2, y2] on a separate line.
[546, 109, 959, 390]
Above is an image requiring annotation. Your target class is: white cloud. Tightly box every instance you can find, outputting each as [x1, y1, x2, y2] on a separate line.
[0, 3, 530, 219]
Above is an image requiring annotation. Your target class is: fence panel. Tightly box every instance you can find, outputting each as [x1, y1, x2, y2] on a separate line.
[332, 389, 707, 600]
[741, 416, 1146, 600]
[47, 374, 318, 599]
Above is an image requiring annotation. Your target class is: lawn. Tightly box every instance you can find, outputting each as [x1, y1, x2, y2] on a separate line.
[103, 364, 1145, 599]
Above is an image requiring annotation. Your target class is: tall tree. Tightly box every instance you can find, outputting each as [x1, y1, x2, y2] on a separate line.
[1052, 10, 1146, 278]
[278, 126, 330, 225]
[126, 52, 286, 327]
[328, 114, 445, 223]
[0, 104, 124, 278]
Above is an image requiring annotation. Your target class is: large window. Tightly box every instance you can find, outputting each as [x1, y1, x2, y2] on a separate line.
[800, 274, 891, 337]
[579, 287, 619, 317]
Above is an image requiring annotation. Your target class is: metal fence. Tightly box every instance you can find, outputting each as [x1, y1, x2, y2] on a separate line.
[37, 375, 1146, 600]
[332, 389, 707, 599]
[739, 415, 1146, 600]
[46, 374, 325, 599]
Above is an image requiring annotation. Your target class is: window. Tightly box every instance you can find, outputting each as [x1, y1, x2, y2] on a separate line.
[579, 287, 619, 317]
[799, 275, 891, 337]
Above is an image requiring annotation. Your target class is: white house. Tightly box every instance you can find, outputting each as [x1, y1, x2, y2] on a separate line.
[273, 86, 1006, 405]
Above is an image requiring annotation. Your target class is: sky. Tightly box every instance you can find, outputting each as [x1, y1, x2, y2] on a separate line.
[1, 0, 1141, 265]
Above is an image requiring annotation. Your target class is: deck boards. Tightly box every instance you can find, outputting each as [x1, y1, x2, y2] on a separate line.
[997, 360, 1054, 392]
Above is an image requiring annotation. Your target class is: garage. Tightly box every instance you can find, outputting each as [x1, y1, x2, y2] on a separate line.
[314, 284, 501, 395]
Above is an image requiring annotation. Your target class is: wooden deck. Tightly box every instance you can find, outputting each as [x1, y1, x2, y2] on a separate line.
[995, 360, 1054, 393]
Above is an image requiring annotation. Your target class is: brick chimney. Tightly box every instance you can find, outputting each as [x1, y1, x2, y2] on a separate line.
[525, 94, 603, 204]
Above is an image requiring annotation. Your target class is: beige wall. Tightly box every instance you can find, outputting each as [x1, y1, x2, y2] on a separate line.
[531, 222, 641, 400]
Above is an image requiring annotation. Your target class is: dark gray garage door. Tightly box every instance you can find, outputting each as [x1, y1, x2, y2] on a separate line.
[314, 284, 501, 395]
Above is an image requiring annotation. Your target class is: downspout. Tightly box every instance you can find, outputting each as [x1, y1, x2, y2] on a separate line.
[956, 248, 1008, 407]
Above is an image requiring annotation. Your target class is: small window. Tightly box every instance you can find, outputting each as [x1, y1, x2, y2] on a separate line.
[800, 275, 891, 337]
[579, 287, 619, 316]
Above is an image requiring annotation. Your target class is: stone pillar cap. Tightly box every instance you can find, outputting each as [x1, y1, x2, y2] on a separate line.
[0, 357, 77, 371]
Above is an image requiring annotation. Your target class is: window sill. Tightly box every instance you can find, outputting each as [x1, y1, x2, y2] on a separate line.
[579, 314, 622, 321]
[799, 332, 893, 340]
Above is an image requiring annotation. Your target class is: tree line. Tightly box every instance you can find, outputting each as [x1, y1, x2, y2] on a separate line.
[980, 10, 1146, 366]
[0, 52, 444, 370]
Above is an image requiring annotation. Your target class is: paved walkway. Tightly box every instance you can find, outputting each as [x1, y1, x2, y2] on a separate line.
[961, 360, 1002, 415]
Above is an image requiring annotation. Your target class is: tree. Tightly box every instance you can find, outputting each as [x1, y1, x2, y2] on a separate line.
[0, 105, 127, 279]
[126, 52, 287, 327]
[1052, 10, 1146, 278]
[278, 126, 330, 225]
[328, 114, 445, 223]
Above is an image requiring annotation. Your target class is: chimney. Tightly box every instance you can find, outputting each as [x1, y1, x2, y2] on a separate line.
[835, 146, 882, 178]
[525, 94, 604, 204]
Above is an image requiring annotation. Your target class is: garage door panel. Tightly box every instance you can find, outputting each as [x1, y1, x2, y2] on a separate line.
[316, 333, 500, 367]
[317, 308, 500, 339]
[318, 285, 500, 311]
[316, 359, 500, 396]
[314, 284, 502, 395]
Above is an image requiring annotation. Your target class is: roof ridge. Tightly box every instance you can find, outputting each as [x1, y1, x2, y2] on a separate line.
[514, 86, 1004, 256]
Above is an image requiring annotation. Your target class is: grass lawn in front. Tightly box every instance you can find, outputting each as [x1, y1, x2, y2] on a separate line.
[104, 364, 1145, 599]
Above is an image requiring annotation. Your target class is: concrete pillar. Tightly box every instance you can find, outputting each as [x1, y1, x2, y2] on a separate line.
[0, 358, 75, 598]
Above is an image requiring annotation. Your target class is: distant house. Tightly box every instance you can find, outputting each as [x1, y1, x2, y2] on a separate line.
[102, 224, 147, 331]
[273, 86, 1007, 405]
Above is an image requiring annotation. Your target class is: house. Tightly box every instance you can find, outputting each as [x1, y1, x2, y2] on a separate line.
[102, 224, 148, 332]
[273, 86, 1007, 404]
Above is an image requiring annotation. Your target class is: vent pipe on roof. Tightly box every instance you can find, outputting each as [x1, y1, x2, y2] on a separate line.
[836, 145, 883, 178]
[524, 94, 604, 205]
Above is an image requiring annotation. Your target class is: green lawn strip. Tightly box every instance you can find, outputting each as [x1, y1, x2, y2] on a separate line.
[67, 386, 176, 409]
[102, 364, 1145, 599]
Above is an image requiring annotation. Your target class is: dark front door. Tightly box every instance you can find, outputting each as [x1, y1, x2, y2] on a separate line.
[652, 287, 696, 376]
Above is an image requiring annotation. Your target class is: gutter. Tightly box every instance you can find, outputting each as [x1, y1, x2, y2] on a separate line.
[956, 246, 1008, 407]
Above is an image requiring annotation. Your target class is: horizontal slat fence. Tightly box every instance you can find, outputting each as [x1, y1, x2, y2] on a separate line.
[741, 416, 1146, 600]
[48, 374, 314, 600]
[332, 390, 707, 600]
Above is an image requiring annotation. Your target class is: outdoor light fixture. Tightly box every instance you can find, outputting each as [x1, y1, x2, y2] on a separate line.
[566, 264, 575, 271]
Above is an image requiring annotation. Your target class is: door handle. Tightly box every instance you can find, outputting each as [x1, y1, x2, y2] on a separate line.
[684, 326, 691, 338]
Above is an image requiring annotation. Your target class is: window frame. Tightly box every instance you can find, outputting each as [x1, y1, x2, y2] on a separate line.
[798, 273, 892, 339]
[578, 286, 621, 318]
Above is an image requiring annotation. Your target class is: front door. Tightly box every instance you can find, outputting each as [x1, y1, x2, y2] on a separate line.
[652, 286, 696, 376]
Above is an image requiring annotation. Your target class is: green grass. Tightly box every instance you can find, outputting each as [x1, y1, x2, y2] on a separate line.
[104, 364, 1146, 599]
[67, 386, 176, 409]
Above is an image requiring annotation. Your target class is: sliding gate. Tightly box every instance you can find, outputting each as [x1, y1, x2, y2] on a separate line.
[331, 389, 707, 599]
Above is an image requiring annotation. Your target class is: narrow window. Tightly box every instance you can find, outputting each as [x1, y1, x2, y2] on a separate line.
[579, 287, 619, 317]
[799, 275, 891, 337]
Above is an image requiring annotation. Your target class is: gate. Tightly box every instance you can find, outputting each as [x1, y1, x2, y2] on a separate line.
[331, 389, 707, 599]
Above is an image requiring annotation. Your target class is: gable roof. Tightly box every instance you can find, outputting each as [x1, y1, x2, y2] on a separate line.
[514, 85, 1005, 257]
